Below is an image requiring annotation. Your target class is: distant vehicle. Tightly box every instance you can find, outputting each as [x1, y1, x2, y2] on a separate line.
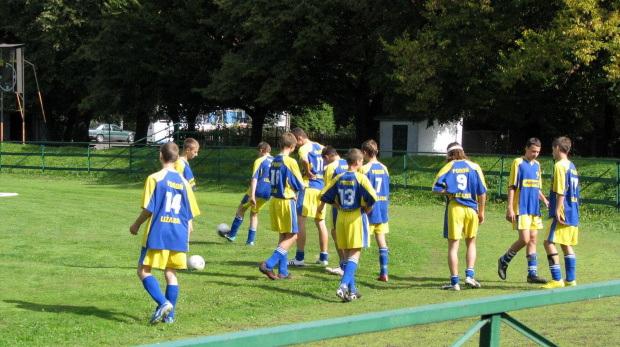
[89, 124, 135, 143]
[147, 120, 174, 143]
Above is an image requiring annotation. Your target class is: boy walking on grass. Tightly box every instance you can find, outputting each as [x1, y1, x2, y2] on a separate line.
[174, 138, 200, 190]
[319, 149, 377, 302]
[259, 133, 305, 280]
[130, 141, 200, 324]
[219, 142, 273, 245]
[540, 136, 580, 289]
[433, 142, 487, 291]
[498, 138, 549, 284]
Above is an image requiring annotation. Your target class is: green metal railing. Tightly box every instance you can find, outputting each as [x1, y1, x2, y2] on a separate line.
[138, 280, 620, 347]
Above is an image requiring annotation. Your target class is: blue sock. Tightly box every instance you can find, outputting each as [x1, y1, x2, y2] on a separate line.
[527, 253, 538, 276]
[142, 275, 167, 305]
[319, 252, 328, 262]
[246, 226, 257, 243]
[565, 254, 576, 282]
[339, 260, 345, 271]
[465, 268, 474, 279]
[451, 275, 460, 286]
[295, 250, 305, 261]
[342, 257, 359, 292]
[379, 247, 388, 276]
[278, 250, 289, 276]
[165, 285, 179, 319]
[229, 214, 243, 237]
[265, 246, 286, 270]
[501, 248, 518, 264]
[548, 254, 562, 281]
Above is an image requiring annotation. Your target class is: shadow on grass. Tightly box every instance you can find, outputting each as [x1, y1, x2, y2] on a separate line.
[4, 300, 140, 323]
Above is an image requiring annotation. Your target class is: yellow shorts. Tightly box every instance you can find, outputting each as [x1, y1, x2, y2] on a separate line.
[328, 206, 338, 231]
[297, 188, 324, 219]
[370, 222, 389, 235]
[270, 197, 298, 234]
[139, 247, 187, 270]
[335, 209, 370, 249]
[240, 194, 268, 213]
[545, 219, 579, 246]
[513, 214, 543, 231]
[444, 200, 479, 240]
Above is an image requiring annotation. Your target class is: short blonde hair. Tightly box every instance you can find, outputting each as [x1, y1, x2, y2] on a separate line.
[280, 133, 297, 148]
[345, 148, 364, 165]
[183, 138, 200, 150]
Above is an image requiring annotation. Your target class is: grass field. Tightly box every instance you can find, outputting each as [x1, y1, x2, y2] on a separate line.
[0, 173, 618, 346]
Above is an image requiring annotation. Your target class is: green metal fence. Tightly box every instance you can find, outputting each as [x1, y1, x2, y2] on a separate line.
[138, 280, 620, 347]
[1, 141, 619, 210]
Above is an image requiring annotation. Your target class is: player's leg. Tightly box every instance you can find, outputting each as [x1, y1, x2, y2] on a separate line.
[341, 248, 362, 301]
[289, 215, 307, 266]
[540, 240, 564, 288]
[138, 249, 173, 324]
[227, 198, 250, 240]
[443, 239, 461, 290]
[163, 268, 179, 323]
[261, 198, 294, 279]
[463, 237, 481, 288]
[375, 230, 389, 282]
[326, 208, 344, 275]
[314, 217, 329, 265]
[498, 215, 530, 280]
[561, 244, 576, 286]
[525, 229, 547, 283]
[277, 232, 298, 279]
[246, 211, 259, 245]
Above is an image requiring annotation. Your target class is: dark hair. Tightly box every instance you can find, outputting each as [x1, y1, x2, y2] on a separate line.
[257, 142, 271, 153]
[291, 127, 307, 139]
[553, 136, 572, 154]
[446, 142, 467, 162]
[322, 146, 338, 158]
[279, 133, 297, 148]
[361, 139, 379, 157]
[526, 137, 542, 148]
[345, 148, 364, 165]
[161, 142, 179, 163]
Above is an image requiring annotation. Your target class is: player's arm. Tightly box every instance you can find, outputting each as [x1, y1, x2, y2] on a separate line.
[506, 186, 516, 223]
[249, 177, 258, 207]
[130, 208, 152, 235]
[555, 194, 566, 225]
[300, 156, 315, 180]
[477, 193, 486, 225]
[539, 189, 549, 208]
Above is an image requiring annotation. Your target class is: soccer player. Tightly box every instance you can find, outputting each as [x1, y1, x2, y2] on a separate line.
[321, 146, 349, 276]
[129, 141, 200, 324]
[174, 138, 200, 191]
[498, 138, 550, 284]
[540, 136, 580, 289]
[359, 139, 391, 282]
[433, 142, 487, 291]
[288, 128, 330, 266]
[219, 142, 273, 245]
[259, 133, 306, 280]
[319, 148, 377, 302]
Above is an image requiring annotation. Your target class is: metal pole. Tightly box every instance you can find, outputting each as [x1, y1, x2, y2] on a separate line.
[616, 161, 619, 212]
[498, 156, 504, 199]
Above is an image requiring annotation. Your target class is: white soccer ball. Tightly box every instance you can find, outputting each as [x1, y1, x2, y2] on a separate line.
[187, 255, 205, 271]
[216, 223, 231, 234]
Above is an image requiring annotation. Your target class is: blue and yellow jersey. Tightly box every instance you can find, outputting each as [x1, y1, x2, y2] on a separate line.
[324, 159, 348, 183]
[320, 171, 378, 210]
[247, 155, 274, 200]
[140, 169, 200, 252]
[549, 159, 580, 226]
[270, 154, 305, 199]
[298, 141, 325, 189]
[433, 160, 488, 212]
[509, 157, 543, 216]
[174, 158, 196, 190]
[359, 162, 390, 224]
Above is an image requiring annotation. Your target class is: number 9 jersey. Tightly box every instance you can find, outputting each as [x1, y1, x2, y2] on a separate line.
[433, 159, 487, 212]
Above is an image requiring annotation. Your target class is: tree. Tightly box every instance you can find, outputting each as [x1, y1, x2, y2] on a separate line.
[290, 104, 336, 134]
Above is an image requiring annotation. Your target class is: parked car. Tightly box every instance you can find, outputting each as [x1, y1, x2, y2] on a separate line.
[89, 124, 135, 143]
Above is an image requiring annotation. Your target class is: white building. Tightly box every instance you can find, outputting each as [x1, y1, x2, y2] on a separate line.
[378, 117, 463, 157]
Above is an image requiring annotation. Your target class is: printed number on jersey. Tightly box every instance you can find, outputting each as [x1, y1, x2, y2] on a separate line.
[338, 188, 355, 207]
[457, 174, 467, 190]
[165, 192, 182, 214]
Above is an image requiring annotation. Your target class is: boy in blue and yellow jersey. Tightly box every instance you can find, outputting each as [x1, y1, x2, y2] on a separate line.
[259, 133, 306, 280]
[319, 148, 377, 302]
[321, 146, 349, 276]
[219, 142, 273, 245]
[540, 136, 580, 289]
[288, 128, 330, 266]
[130, 141, 200, 325]
[174, 138, 200, 191]
[498, 138, 550, 284]
[359, 139, 391, 282]
[433, 142, 487, 291]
